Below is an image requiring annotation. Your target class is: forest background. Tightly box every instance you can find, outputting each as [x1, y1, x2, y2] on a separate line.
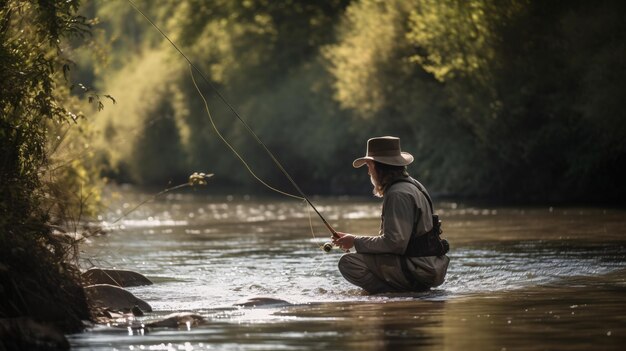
[73, 0, 626, 204]
[2, 0, 625, 340]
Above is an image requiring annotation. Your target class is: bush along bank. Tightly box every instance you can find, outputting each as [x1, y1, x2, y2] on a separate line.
[1, 1, 104, 349]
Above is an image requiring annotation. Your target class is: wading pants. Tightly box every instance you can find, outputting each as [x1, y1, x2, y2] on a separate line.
[338, 253, 428, 294]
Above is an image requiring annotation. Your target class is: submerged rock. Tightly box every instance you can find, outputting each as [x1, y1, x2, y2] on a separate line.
[84, 284, 152, 313]
[145, 312, 206, 328]
[234, 297, 293, 308]
[82, 268, 153, 287]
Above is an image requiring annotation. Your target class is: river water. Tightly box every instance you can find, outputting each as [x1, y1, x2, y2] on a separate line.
[69, 188, 626, 350]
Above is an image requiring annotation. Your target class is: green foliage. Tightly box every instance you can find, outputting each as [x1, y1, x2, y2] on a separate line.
[1, 0, 96, 332]
[561, 1, 626, 200]
[88, 49, 188, 186]
[130, 97, 188, 185]
[324, 0, 413, 115]
[82, 0, 626, 203]
[44, 119, 104, 224]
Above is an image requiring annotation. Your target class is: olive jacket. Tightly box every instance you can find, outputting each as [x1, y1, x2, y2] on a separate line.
[353, 176, 449, 287]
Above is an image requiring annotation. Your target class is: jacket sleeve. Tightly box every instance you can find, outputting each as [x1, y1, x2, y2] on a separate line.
[353, 191, 415, 254]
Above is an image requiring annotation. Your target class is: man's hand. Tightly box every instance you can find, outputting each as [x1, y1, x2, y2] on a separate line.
[332, 232, 355, 251]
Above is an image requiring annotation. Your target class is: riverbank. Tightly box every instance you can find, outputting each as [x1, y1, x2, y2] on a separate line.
[0, 229, 91, 350]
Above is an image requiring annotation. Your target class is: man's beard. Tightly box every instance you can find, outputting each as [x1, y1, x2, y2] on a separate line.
[370, 174, 383, 198]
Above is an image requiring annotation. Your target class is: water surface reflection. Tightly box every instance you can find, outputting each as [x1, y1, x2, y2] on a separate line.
[70, 191, 626, 350]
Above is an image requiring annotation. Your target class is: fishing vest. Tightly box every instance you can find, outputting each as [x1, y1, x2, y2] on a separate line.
[388, 178, 450, 257]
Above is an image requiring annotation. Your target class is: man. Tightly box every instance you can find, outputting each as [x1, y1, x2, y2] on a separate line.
[333, 136, 449, 294]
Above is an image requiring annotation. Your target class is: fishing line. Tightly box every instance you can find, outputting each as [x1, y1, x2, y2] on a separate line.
[310, 250, 329, 276]
[110, 172, 213, 225]
[127, 0, 340, 246]
[188, 65, 303, 201]
[191, 65, 327, 249]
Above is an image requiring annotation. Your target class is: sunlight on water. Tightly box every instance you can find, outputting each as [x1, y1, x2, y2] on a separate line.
[89, 192, 626, 303]
[71, 191, 626, 350]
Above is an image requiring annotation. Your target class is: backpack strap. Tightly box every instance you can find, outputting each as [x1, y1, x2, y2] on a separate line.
[388, 177, 434, 214]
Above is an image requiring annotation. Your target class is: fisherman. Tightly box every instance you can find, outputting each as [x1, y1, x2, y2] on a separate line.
[333, 136, 449, 294]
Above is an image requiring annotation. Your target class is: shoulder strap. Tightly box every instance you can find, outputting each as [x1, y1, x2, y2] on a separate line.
[388, 177, 434, 213]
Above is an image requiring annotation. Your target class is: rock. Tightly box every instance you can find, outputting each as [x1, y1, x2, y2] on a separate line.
[84, 284, 152, 313]
[0, 317, 69, 351]
[233, 297, 292, 308]
[131, 305, 144, 317]
[145, 312, 206, 328]
[93, 310, 137, 327]
[82, 268, 153, 287]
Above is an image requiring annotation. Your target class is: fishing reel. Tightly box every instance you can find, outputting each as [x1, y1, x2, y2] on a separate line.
[322, 241, 349, 253]
[322, 242, 334, 252]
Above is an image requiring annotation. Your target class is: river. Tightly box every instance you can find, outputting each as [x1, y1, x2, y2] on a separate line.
[68, 187, 626, 350]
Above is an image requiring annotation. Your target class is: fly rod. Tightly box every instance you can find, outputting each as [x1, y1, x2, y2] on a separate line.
[127, 0, 340, 249]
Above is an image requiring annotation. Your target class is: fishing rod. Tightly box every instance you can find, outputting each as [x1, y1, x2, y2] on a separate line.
[111, 172, 213, 225]
[126, 0, 341, 249]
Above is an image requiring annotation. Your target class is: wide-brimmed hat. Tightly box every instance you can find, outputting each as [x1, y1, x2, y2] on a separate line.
[353, 136, 414, 168]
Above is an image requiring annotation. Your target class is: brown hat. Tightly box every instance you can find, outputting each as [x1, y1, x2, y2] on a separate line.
[353, 136, 414, 168]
